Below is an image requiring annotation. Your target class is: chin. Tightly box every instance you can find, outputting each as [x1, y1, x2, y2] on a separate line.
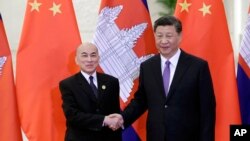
[87, 70, 95, 74]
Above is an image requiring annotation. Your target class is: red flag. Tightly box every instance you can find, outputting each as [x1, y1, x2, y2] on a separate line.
[0, 14, 23, 141]
[175, 0, 241, 141]
[16, 0, 81, 140]
[93, 0, 157, 140]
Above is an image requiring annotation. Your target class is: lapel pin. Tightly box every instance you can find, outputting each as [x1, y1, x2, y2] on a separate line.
[102, 85, 106, 90]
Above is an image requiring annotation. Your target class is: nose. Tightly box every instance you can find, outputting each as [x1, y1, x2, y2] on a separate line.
[87, 56, 92, 61]
[161, 37, 169, 44]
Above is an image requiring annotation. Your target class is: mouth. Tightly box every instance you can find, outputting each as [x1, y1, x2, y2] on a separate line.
[160, 46, 170, 49]
[85, 64, 94, 68]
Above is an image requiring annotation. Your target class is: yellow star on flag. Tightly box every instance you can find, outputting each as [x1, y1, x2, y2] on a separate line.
[199, 2, 211, 16]
[178, 0, 192, 12]
[29, 0, 42, 12]
[49, 2, 62, 16]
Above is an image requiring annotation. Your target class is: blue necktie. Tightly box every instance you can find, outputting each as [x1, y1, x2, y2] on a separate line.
[163, 61, 170, 96]
[89, 76, 98, 98]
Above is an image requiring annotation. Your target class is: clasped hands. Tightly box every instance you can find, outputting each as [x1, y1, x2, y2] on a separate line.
[104, 113, 124, 131]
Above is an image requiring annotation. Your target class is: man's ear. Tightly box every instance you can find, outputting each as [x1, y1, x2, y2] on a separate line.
[178, 33, 182, 43]
[75, 57, 78, 65]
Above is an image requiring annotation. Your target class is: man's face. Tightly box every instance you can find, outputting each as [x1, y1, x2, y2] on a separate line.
[154, 25, 181, 59]
[75, 44, 99, 75]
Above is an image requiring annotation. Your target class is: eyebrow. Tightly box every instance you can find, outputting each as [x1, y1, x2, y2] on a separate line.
[156, 33, 175, 36]
[80, 52, 97, 55]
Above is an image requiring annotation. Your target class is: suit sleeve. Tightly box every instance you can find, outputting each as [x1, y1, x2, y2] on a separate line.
[122, 64, 148, 127]
[199, 62, 216, 141]
[59, 80, 104, 131]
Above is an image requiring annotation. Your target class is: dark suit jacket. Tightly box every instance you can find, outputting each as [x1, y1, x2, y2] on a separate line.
[59, 72, 122, 141]
[122, 50, 216, 141]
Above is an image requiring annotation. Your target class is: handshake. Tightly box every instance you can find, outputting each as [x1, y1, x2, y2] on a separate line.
[103, 113, 124, 131]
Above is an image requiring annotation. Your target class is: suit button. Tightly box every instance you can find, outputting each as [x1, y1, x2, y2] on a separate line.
[164, 105, 168, 108]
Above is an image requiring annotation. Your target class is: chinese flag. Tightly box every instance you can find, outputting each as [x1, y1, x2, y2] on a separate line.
[16, 0, 81, 141]
[175, 0, 241, 141]
[0, 14, 23, 141]
[237, 8, 250, 124]
[93, 0, 157, 140]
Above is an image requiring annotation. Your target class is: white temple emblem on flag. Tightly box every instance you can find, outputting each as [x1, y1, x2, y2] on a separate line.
[93, 5, 154, 102]
[240, 15, 250, 68]
[0, 56, 7, 76]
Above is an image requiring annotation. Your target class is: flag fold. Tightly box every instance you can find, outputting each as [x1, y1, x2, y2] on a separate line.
[0, 13, 23, 141]
[16, 0, 82, 140]
[175, 0, 241, 141]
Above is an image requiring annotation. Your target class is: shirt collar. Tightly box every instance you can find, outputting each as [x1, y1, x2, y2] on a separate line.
[80, 71, 97, 82]
[160, 48, 181, 67]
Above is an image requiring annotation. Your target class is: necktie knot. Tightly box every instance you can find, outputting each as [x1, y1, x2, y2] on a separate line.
[165, 61, 170, 67]
[89, 76, 94, 82]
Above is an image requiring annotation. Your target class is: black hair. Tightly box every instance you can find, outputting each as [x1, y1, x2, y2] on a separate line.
[154, 15, 182, 34]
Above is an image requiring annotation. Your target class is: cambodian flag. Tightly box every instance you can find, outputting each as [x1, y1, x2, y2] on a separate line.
[237, 13, 250, 124]
[93, 0, 157, 140]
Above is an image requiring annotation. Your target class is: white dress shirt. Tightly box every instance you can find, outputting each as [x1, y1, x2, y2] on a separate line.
[160, 49, 181, 91]
[81, 71, 98, 88]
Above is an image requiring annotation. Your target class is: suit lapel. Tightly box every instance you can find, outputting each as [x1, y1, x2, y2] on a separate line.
[96, 73, 108, 100]
[152, 55, 167, 99]
[166, 50, 191, 102]
[76, 72, 98, 103]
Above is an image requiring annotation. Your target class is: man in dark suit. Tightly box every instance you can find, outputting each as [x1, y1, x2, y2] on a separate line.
[111, 16, 216, 141]
[59, 42, 122, 141]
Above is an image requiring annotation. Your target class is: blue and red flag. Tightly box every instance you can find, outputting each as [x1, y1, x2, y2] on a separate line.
[93, 0, 157, 140]
[237, 11, 250, 124]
